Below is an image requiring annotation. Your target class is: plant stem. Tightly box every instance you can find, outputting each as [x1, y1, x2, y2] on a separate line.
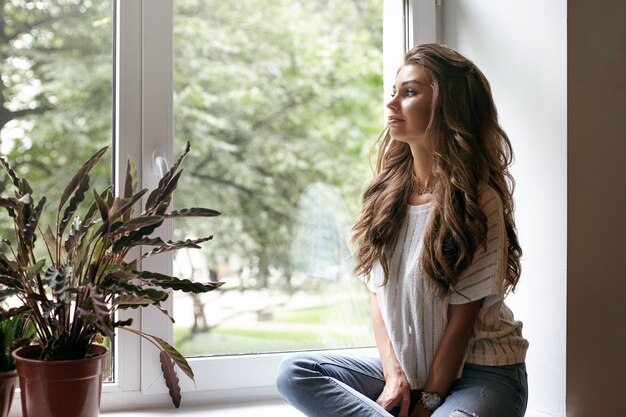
[37, 224, 56, 268]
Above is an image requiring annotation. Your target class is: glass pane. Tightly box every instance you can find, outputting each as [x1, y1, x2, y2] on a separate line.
[1, 0, 113, 378]
[172, 0, 382, 356]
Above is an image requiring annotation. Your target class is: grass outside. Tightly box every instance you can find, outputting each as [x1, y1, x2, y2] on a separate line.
[174, 290, 374, 356]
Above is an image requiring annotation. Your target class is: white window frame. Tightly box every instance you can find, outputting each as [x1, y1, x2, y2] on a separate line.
[100, 0, 437, 410]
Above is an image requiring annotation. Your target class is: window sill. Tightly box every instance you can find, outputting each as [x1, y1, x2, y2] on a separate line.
[101, 403, 550, 417]
[101, 400, 303, 416]
[9, 399, 551, 417]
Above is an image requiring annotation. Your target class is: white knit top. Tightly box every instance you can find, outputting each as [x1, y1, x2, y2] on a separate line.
[366, 186, 528, 389]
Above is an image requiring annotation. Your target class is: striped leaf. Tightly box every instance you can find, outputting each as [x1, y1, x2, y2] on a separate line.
[152, 335, 194, 381]
[159, 350, 182, 408]
[58, 146, 108, 213]
[163, 207, 221, 219]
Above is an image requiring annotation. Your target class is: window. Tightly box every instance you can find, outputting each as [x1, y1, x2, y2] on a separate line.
[134, 0, 405, 401]
[171, 0, 382, 358]
[3, 0, 422, 408]
[1, 0, 114, 380]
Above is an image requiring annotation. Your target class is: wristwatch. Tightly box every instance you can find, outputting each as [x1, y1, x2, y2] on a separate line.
[420, 391, 443, 411]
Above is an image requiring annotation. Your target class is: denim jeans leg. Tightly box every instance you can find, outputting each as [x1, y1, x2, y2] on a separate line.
[276, 352, 394, 417]
[432, 363, 528, 417]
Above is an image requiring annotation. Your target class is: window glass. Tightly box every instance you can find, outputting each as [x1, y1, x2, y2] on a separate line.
[172, 0, 382, 356]
[1, 0, 113, 378]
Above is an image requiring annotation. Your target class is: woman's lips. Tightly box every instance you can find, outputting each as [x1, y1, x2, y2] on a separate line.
[388, 116, 404, 124]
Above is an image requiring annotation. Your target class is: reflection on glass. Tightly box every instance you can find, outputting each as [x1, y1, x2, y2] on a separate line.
[1, 0, 113, 379]
[173, 0, 383, 356]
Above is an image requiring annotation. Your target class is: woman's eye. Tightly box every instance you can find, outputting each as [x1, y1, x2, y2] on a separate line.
[405, 89, 417, 97]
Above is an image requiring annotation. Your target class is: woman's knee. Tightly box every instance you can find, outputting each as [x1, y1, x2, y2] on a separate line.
[275, 353, 318, 397]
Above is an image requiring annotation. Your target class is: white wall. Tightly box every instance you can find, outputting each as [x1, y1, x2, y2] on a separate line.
[440, 1, 567, 416]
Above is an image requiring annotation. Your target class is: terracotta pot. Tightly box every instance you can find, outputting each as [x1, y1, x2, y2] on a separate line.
[12, 345, 109, 417]
[0, 370, 17, 417]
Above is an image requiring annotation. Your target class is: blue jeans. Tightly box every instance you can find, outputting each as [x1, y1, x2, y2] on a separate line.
[276, 353, 528, 417]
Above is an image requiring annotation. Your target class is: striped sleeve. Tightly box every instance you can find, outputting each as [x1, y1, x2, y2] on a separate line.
[449, 187, 506, 308]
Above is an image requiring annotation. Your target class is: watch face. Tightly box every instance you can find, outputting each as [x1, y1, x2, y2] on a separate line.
[421, 392, 442, 411]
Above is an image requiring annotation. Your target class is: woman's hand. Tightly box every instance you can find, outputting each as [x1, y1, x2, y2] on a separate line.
[376, 374, 411, 417]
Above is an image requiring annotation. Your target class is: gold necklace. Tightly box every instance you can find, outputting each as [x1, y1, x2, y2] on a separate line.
[416, 186, 433, 195]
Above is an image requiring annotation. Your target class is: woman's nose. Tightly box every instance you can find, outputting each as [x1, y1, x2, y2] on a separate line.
[386, 97, 398, 110]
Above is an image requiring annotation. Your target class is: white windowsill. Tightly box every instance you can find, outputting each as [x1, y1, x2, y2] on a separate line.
[100, 403, 551, 417]
[101, 399, 304, 417]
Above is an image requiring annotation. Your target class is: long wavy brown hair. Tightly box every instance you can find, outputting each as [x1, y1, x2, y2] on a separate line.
[352, 43, 522, 296]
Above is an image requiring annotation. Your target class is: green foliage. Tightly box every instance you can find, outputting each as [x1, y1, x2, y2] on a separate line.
[2, 0, 384, 292]
[0, 312, 35, 372]
[172, 0, 383, 285]
[1, 0, 114, 255]
[0, 143, 222, 407]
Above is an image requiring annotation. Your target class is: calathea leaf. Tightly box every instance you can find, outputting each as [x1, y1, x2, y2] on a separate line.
[119, 237, 166, 249]
[155, 278, 223, 293]
[136, 270, 224, 293]
[99, 278, 169, 302]
[154, 303, 175, 323]
[102, 269, 134, 283]
[82, 186, 113, 226]
[113, 294, 156, 308]
[58, 146, 108, 213]
[0, 254, 20, 278]
[9, 337, 33, 354]
[0, 155, 28, 194]
[75, 306, 98, 324]
[26, 260, 46, 279]
[0, 305, 31, 321]
[110, 215, 163, 236]
[144, 142, 190, 213]
[88, 284, 113, 339]
[0, 287, 19, 302]
[93, 189, 110, 230]
[0, 274, 24, 291]
[151, 335, 194, 381]
[171, 141, 191, 174]
[58, 174, 90, 237]
[123, 158, 138, 201]
[43, 225, 60, 261]
[107, 189, 148, 222]
[111, 222, 163, 253]
[145, 170, 183, 214]
[159, 350, 182, 408]
[64, 218, 98, 254]
[43, 266, 73, 303]
[0, 197, 20, 209]
[24, 196, 46, 246]
[163, 207, 221, 218]
[140, 237, 213, 260]
[112, 318, 133, 328]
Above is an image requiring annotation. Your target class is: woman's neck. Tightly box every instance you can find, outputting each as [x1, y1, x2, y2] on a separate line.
[409, 142, 435, 191]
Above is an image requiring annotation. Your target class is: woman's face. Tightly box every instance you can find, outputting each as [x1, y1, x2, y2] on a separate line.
[386, 64, 433, 145]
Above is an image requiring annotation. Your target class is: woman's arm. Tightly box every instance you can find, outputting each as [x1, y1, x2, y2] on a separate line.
[371, 293, 412, 417]
[411, 299, 483, 417]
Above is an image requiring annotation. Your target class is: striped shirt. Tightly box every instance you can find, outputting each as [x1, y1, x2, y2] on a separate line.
[366, 186, 528, 389]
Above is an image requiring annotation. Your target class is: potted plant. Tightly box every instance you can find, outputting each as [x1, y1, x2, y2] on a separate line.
[0, 311, 34, 417]
[0, 142, 222, 416]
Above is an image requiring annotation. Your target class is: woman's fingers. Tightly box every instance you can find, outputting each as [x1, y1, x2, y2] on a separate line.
[376, 385, 410, 416]
[398, 391, 410, 417]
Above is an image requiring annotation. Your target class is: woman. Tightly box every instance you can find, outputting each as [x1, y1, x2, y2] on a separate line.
[276, 43, 529, 417]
